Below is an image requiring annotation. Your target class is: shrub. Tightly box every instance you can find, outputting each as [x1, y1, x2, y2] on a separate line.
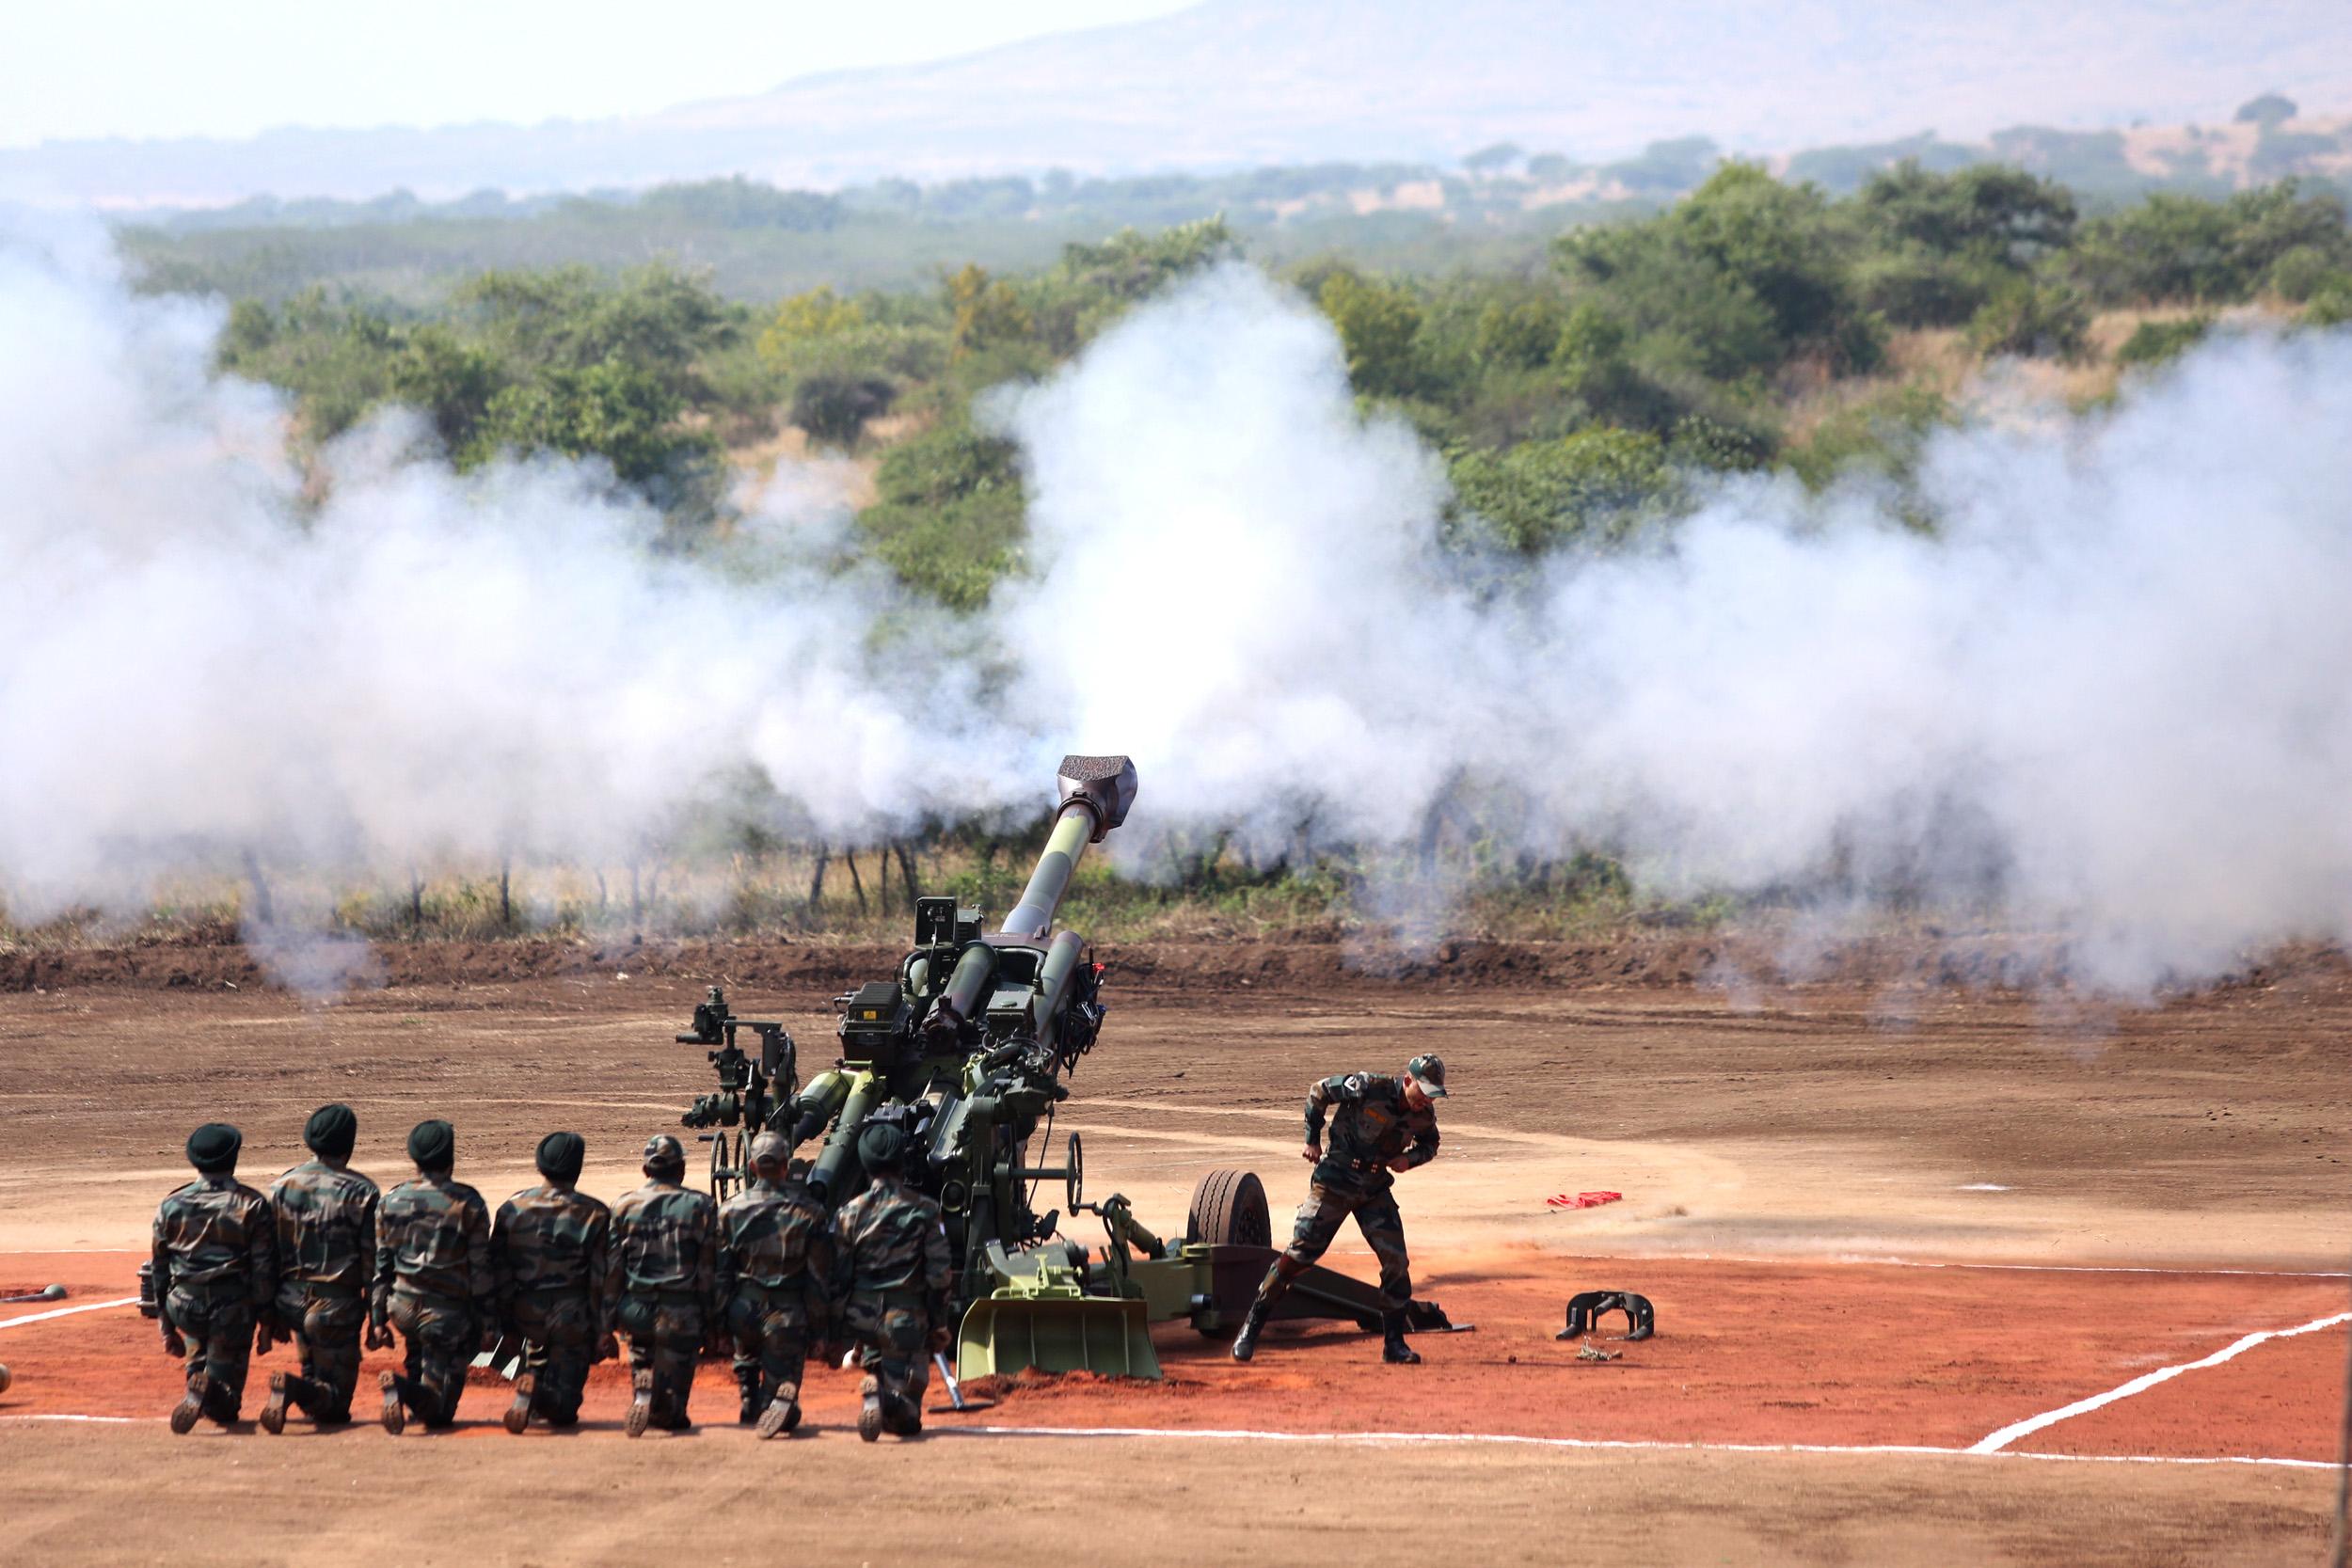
[1966, 281, 2092, 361]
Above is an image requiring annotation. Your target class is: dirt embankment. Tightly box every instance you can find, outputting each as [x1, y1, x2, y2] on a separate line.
[8, 929, 2349, 997]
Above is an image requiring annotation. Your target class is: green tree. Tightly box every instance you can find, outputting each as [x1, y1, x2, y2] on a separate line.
[1316, 269, 1425, 397]
[1448, 429, 1675, 551]
[1965, 280, 2092, 361]
[946, 263, 1035, 357]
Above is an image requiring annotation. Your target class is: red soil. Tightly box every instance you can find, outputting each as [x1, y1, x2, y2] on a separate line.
[8, 1248, 2341, 1460]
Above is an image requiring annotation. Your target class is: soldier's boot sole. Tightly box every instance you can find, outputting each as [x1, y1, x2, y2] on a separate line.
[624, 1370, 653, 1439]
[376, 1370, 405, 1435]
[168, 1376, 207, 1435]
[857, 1396, 883, 1444]
[258, 1371, 291, 1434]
[502, 1372, 535, 1435]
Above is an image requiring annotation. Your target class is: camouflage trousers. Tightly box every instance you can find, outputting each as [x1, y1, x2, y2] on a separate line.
[166, 1287, 254, 1422]
[724, 1283, 817, 1414]
[387, 1289, 476, 1429]
[1262, 1180, 1413, 1312]
[843, 1289, 930, 1405]
[271, 1282, 366, 1422]
[615, 1292, 705, 1427]
[509, 1289, 599, 1425]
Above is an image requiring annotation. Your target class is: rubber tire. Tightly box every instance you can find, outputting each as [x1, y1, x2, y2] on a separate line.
[1187, 1168, 1271, 1248]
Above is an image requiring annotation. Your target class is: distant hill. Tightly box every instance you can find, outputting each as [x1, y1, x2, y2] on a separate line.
[8, 0, 2352, 207]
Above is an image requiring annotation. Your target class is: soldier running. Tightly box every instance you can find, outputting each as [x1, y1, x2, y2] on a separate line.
[152, 1123, 278, 1432]
[832, 1122, 952, 1442]
[609, 1133, 720, 1436]
[371, 1118, 495, 1433]
[258, 1104, 377, 1433]
[491, 1132, 614, 1433]
[717, 1131, 834, 1438]
[1232, 1053, 1448, 1366]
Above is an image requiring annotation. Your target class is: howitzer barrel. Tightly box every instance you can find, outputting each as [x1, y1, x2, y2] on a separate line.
[999, 755, 1137, 940]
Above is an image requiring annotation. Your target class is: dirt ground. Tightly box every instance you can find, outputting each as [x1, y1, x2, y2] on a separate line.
[2, 942, 2349, 1565]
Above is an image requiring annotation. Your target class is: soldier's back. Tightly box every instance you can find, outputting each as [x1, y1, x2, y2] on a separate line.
[836, 1182, 940, 1292]
[270, 1161, 378, 1289]
[720, 1181, 825, 1287]
[498, 1183, 610, 1293]
[382, 1176, 490, 1298]
[156, 1177, 271, 1287]
[613, 1181, 715, 1291]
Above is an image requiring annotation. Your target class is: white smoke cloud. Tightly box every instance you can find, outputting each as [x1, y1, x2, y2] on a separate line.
[4, 231, 2350, 994]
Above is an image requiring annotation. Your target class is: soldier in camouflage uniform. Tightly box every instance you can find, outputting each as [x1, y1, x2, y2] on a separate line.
[832, 1122, 952, 1442]
[258, 1104, 377, 1433]
[371, 1118, 494, 1433]
[608, 1133, 720, 1436]
[1232, 1053, 1448, 1366]
[152, 1123, 278, 1432]
[491, 1131, 614, 1433]
[718, 1130, 833, 1439]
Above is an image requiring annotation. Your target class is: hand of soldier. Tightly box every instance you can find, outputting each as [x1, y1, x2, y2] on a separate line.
[595, 1332, 619, 1364]
[253, 1322, 276, 1355]
[1386, 1157, 1415, 1173]
[364, 1321, 391, 1352]
[1302, 1141, 1323, 1164]
[161, 1325, 185, 1358]
[925, 1325, 953, 1355]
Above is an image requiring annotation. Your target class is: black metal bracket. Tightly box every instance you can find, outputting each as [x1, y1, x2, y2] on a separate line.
[1557, 1290, 1655, 1341]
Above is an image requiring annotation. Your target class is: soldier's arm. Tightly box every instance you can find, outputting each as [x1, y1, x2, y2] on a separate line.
[695, 1201, 720, 1315]
[587, 1210, 613, 1339]
[711, 1205, 738, 1306]
[370, 1199, 393, 1329]
[1304, 1073, 1356, 1142]
[150, 1204, 175, 1332]
[246, 1190, 278, 1308]
[1396, 1122, 1440, 1172]
[602, 1201, 628, 1317]
[466, 1195, 496, 1308]
[489, 1200, 518, 1312]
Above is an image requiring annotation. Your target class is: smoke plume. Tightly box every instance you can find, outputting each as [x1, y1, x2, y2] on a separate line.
[4, 230, 2350, 992]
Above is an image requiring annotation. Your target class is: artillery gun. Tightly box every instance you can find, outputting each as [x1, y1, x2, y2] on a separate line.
[675, 986, 796, 1203]
[671, 754, 1457, 1379]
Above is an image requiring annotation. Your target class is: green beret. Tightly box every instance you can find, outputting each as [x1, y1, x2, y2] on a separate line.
[407, 1118, 455, 1170]
[186, 1123, 242, 1174]
[536, 1132, 585, 1182]
[304, 1103, 358, 1160]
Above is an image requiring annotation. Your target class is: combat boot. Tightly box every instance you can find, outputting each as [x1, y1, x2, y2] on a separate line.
[502, 1371, 534, 1435]
[1380, 1310, 1421, 1365]
[169, 1375, 207, 1435]
[1230, 1295, 1273, 1362]
[755, 1381, 802, 1439]
[888, 1394, 923, 1438]
[857, 1374, 884, 1443]
[259, 1370, 291, 1434]
[376, 1370, 405, 1434]
[624, 1369, 653, 1439]
[739, 1382, 763, 1427]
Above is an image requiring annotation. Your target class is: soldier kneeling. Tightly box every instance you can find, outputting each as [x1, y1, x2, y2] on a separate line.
[718, 1132, 833, 1438]
[153, 1123, 277, 1432]
[610, 1134, 720, 1436]
[832, 1123, 951, 1442]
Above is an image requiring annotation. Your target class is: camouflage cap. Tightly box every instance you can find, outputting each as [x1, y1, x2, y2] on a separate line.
[642, 1132, 687, 1176]
[748, 1131, 791, 1172]
[1406, 1053, 1448, 1097]
[186, 1122, 242, 1174]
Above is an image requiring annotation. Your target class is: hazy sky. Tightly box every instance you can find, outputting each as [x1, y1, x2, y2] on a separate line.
[1, 0, 1198, 148]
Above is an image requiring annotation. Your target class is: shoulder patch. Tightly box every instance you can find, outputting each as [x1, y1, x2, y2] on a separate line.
[1343, 1073, 1366, 1094]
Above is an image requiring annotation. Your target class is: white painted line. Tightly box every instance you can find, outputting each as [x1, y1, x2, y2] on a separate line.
[934, 1424, 2340, 1471]
[0, 1411, 2330, 1468]
[0, 1296, 140, 1330]
[1969, 1310, 2352, 1454]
